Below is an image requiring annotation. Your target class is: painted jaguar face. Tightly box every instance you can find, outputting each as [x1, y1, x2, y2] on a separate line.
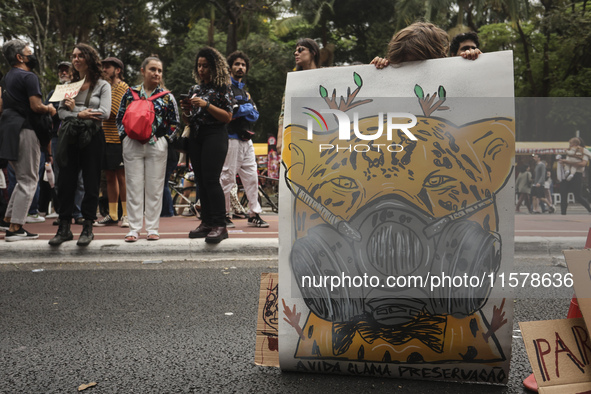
[286, 115, 514, 234]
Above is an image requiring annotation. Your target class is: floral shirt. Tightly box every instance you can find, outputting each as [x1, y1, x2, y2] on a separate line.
[186, 83, 233, 127]
[116, 84, 180, 144]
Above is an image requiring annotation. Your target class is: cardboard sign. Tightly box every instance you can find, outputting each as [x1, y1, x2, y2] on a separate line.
[278, 51, 515, 383]
[519, 250, 591, 393]
[48, 77, 85, 102]
[254, 272, 279, 367]
[520, 318, 591, 393]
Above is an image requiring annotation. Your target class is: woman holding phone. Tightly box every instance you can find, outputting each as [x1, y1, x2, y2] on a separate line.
[181, 46, 232, 244]
[49, 43, 111, 247]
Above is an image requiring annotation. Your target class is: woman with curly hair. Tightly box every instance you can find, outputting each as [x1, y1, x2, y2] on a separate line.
[181, 46, 233, 243]
[50, 43, 111, 247]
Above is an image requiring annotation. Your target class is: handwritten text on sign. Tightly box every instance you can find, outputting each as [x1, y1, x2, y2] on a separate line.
[520, 318, 591, 387]
[48, 78, 85, 102]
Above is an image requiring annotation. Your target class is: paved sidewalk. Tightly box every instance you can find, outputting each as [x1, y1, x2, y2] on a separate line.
[1, 207, 589, 263]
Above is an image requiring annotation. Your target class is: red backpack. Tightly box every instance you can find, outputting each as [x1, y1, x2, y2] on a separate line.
[122, 89, 170, 143]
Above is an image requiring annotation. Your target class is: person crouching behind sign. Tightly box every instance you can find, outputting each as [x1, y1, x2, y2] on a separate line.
[116, 55, 179, 242]
[50, 43, 111, 247]
[370, 22, 480, 69]
[182, 47, 233, 244]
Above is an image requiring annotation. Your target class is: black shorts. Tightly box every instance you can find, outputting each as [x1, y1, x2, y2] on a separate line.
[102, 143, 124, 170]
[531, 185, 545, 198]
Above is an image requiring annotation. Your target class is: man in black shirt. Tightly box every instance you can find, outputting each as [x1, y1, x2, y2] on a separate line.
[0, 39, 56, 240]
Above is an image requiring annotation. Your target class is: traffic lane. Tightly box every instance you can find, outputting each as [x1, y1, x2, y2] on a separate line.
[0, 262, 570, 393]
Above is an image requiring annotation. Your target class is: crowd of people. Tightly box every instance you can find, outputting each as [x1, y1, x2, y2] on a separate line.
[516, 137, 591, 215]
[0, 39, 270, 245]
[1, 21, 588, 246]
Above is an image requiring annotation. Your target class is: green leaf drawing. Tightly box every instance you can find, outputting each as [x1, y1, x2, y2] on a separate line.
[353, 72, 362, 88]
[438, 86, 446, 102]
[319, 85, 328, 98]
[414, 84, 424, 99]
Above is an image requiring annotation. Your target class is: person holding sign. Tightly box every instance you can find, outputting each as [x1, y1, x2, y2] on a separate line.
[0, 39, 57, 241]
[116, 55, 179, 242]
[49, 43, 111, 247]
[371, 22, 481, 68]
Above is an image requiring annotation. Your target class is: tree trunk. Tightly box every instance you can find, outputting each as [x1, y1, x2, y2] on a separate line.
[515, 20, 537, 96]
[208, 6, 215, 47]
[542, 32, 551, 96]
[226, 17, 237, 55]
[30, 0, 50, 95]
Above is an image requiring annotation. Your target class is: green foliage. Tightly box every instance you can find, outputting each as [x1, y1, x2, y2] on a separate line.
[166, 19, 228, 97]
[238, 30, 293, 141]
[2, 0, 591, 143]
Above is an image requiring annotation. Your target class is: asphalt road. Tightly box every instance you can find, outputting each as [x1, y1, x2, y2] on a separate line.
[0, 254, 574, 394]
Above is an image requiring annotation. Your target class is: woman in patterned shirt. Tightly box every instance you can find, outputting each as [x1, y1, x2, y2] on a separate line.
[116, 55, 179, 242]
[181, 47, 233, 244]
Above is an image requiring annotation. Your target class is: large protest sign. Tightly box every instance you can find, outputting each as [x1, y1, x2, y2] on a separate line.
[278, 51, 515, 383]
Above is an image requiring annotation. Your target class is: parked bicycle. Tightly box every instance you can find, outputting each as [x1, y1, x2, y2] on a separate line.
[168, 164, 199, 217]
[237, 174, 278, 214]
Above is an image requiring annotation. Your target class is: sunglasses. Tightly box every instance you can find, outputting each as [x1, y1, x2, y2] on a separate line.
[295, 47, 309, 53]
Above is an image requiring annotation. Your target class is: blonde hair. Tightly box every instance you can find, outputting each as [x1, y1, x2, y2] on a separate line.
[192, 47, 230, 88]
[387, 22, 449, 64]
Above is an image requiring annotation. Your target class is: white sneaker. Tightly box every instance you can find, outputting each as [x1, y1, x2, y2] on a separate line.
[26, 214, 46, 223]
[120, 215, 130, 228]
[46, 212, 59, 219]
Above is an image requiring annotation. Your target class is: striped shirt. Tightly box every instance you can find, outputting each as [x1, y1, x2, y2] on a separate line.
[103, 80, 129, 144]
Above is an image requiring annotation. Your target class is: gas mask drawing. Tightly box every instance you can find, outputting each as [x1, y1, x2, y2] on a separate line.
[290, 192, 501, 326]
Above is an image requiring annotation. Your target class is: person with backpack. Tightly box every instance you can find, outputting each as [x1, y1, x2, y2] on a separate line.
[181, 47, 233, 244]
[49, 43, 111, 247]
[116, 55, 179, 242]
[220, 50, 268, 228]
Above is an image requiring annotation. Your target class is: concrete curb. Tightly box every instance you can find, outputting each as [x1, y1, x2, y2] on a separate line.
[514, 236, 587, 255]
[0, 236, 586, 263]
[0, 238, 279, 263]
